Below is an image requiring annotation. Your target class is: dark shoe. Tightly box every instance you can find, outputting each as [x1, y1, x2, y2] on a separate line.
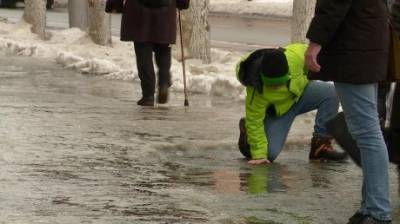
[137, 96, 154, 106]
[347, 212, 364, 224]
[398, 164, 400, 195]
[309, 135, 347, 162]
[238, 118, 251, 159]
[359, 216, 391, 224]
[157, 86, 169, 104]
[326, 112, 361, 166]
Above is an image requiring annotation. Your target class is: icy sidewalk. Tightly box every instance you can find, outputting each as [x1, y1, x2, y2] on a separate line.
[1, 51, 399, 224]
[0, 16, 316, 144]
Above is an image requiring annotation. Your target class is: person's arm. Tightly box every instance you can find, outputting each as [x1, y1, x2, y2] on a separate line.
[245, 87, 270, 164]
[306, 0, 353, 46]
[305, 42, 322, 72]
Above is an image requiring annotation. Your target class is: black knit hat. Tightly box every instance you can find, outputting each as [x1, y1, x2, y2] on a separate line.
[260, 49, 289, 85]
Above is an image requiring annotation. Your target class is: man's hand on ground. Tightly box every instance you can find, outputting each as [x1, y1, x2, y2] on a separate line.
[305, 42, 322, 72]
[248, 159, 270, 165]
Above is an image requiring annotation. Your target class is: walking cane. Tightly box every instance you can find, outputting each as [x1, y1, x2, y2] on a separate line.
[178, 9, 189, 107]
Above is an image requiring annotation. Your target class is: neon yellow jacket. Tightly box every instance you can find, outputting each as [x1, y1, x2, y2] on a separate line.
[236, 44, 309, 159]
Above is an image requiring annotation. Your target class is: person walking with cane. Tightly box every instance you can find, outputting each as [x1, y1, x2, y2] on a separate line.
[107, 0, 190, 106]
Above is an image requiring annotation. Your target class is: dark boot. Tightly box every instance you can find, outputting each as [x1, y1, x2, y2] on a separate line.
[347, 212, 364, 224]
[137, 96, 154, 106]
[326, 112, 361, 166]
[157, 86, 169, 104]
[359, 216, 391, 224]
[309, 135, 347, 162]
[238, 118, 251, 159]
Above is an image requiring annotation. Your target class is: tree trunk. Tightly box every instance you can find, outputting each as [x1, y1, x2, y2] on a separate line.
[291, 0, 316, 43]
[68, 0, 89, 30]
[179, 0, 211, 64]
[88, 0, 112, 46]
[23, 0, 46, 39]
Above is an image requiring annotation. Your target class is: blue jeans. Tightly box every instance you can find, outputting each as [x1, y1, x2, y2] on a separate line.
[334, 82, 391, 221]
[265, 81, 339, 161]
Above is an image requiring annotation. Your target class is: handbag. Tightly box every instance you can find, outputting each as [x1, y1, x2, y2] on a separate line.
[176, 0, 190, 10]
[105, 0, 123, 13]
[138, 0, 172, 8]
[388, 23, 400, 81]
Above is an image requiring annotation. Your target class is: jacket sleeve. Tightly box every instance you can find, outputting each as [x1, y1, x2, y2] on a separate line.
[306, 0, 353, 46]
[284, 44, 308, 77]
[392, 0, 400, 33]
[245, 87, 270, 159]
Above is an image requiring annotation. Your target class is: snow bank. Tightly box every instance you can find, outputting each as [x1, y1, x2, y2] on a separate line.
[210, 0, 292, 18]
[52, 0, 293, 18]
[0, 20, 246, 100]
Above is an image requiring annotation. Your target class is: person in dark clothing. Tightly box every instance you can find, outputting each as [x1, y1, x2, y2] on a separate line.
[389, 0, 400, 166]
[305, 0, 392, 223]
[106, 0, 190, 106]
[387, 85, 400, 163]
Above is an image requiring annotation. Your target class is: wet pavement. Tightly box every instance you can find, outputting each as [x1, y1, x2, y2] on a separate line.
[0, 52, 400, 224]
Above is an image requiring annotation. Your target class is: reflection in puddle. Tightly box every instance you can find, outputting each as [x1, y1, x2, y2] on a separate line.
[212, 164, 291, 195]
[241, 164, 290, 194]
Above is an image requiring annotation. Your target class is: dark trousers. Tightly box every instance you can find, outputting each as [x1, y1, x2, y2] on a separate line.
[389, 83, 400, 163]
[378, 83, 391, 128]
[134, 42, 172, 98]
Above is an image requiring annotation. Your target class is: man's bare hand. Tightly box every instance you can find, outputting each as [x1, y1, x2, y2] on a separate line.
[248, 159, 271, 165]
[305, 42, 322, 72]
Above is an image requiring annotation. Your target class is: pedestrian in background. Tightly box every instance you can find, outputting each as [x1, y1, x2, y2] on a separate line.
[106, 0, 190, 106]
[305, 0, 392, 223]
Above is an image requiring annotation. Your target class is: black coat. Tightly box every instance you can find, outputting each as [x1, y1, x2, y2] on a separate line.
[306, 0, 390, 83]
[106, 0, 190, 44]
[121, 0, 177, 44]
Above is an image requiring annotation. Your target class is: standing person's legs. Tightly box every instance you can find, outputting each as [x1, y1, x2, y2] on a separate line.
[134, 42, 156, 106]
[389, 84, 400, 194]
[334, 82, 391, 221]
[154, 44, 172, 104]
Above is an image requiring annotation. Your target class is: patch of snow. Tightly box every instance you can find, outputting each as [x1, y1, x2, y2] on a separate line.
[53, 0, 293, 17]
[0, 20, 246, 100]
[210, 0, 292, 18]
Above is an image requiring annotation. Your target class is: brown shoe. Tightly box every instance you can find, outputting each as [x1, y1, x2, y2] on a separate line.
[309, 135, 347, 162]
[157, 86, 169, 104]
